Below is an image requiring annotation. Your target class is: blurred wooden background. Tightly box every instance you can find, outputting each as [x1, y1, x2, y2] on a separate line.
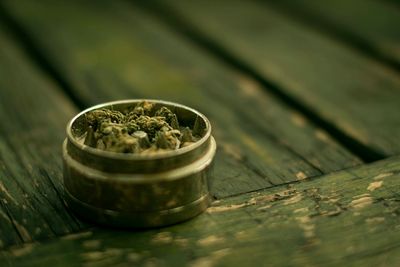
[0, 0, 399, 266]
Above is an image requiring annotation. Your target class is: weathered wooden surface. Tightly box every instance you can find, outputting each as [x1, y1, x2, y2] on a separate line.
[0, 23, 83, 248]
[267, 0, 400, 69]
[0, 0, 399, 265]
[160, 0, 400, 157]
[1, 156, 399, 267]
[1, 0, 360, 202]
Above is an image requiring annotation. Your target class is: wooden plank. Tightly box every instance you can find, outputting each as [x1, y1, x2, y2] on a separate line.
[2, 156, 399, 266]
[268, 0, 400, 69]
[159, 0, 400, 157]
[0, 23, 84, 248]
[1, 0, 360, 201]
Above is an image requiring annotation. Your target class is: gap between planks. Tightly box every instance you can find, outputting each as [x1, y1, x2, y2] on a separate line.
[0, 3, 86, 111]
[133, 0, 386, 163]
[262, 0, 400, 73]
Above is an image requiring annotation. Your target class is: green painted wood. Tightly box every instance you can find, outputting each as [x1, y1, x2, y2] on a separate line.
[2, 156, 399, 267]
[161, 0, 400, 157]
[267, 0, 400, 68]
[1, 0, 360, 202]
[0, 24, 84, 248]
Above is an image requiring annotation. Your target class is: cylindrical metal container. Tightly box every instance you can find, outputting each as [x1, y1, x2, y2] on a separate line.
[63, 99, 216, 228]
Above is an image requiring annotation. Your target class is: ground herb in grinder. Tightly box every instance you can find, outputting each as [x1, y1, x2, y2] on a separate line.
[83, 101, 201, 153]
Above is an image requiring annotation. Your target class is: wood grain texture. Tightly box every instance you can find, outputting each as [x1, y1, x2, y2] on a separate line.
[0, 24, 84, 248]
[2, 0, 360, 201]
[267, 0, 400, 68]
[161, 0, 400, 157]
[2, 156, 399, 267]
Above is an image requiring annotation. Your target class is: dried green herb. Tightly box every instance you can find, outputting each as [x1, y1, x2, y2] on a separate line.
[83, 101, 200, 153]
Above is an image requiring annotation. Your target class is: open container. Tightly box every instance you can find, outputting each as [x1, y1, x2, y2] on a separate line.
[63, 99, 216, 228]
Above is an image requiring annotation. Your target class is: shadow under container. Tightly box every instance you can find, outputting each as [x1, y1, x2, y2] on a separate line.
[63, 99, 216, 228]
